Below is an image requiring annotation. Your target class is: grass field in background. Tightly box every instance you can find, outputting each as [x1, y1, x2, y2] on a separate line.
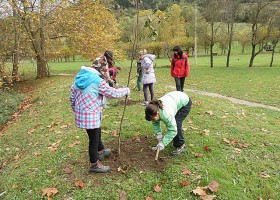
[43, 53, 280, 107]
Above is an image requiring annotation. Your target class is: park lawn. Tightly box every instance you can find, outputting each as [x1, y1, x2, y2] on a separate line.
[0, 64, 279, 199]
[45, 52, 280, 107]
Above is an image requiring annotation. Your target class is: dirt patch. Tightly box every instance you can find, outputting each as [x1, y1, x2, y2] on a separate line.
[102, 136, 169, 174]
[112, 99, 142, 106]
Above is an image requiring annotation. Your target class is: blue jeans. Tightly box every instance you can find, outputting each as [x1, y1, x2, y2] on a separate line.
[173, 98, 192, 148]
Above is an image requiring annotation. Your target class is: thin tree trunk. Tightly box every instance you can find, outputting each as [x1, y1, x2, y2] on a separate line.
[226, 22, 234, 67]
[210, 23, 214, 68]
[12, 3, 19, 81]
[249, 44, 256, 67]
[270, 40, 278, 67]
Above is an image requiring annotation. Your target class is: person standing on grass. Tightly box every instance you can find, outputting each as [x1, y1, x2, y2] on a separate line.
[70, 56, 130, 173]
[170, 46, 190, 92]
[145, 91, 192, 156]
[138, 49, 156, 106]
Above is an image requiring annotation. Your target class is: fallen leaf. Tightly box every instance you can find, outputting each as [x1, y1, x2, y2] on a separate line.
[194, 153, 203, 157]
[111, 130, 119, 136]
[60, 125, 68, 129]
[68, 141, 80, 148]
[192, 186, 207, 196]
[203, 129, 210, 135]
[154, 185, 161, 193]
[42, 187, 58, 197]
[241, 143, 250, 148]
[145, 196, 154, 200]
[260, 172, 270, 179]
[229, 139, 240, 145]
[208, 180, 219, 192]
[27, 128, 36, 134]
[182, 168, 192, 175]
[119, 190, 127, 200]
[34, 152, 42, 157]
[233, 148, 242, 153]
[63, 167, 72, 175]
[203, 146, 210, 151]
[222, 138, 230, 144]
[74, 180, 85, 189]
[178, 180, 190, 186]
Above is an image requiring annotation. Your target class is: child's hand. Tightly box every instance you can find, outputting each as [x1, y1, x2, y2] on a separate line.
[156, 133, 163, 142]
[156, 142, 164, 151]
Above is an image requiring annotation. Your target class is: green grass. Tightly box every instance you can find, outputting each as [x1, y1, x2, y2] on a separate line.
[0, 90, 24, 125]
[0, 54, 279, 199]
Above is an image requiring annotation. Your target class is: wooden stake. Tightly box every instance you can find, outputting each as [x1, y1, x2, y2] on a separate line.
[155, 148, 160, 161]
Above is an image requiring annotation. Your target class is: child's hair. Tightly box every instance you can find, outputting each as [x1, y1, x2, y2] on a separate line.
[172, 45, 183, 59]
[104, 50, 114, 67]
[138, 49, 147, 56]
[145, 100, 163, 121]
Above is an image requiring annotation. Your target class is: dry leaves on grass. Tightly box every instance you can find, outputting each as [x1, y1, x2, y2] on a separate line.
[154, 185, 161, 193]
[74, 180, 85, 189]
[63, 167, 73, 175]
[182, 167, 192, 176]
[192, 180, 219, 199]
[42, 187, 58, 198]
[68, 141, 80, 148]
[178, 180, 191, 186]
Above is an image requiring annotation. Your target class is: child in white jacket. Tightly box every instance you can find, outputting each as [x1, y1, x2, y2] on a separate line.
[138, 49, 156, 105]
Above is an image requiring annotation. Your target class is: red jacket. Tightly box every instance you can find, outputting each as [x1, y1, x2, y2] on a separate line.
[170, 54, 190, 78]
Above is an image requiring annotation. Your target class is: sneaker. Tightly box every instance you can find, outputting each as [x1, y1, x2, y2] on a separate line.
[170, 144, 187, 156]
[140, 101, 148, 106]
[89, 160, 110, 173]
[98, 148, 112, 160]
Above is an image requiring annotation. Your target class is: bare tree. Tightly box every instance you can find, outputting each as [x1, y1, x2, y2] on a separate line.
[222, 0, 240, 67]
[247, 0, 276, 67]
[200, 0, 223, 68]
[269, 9, 280, 67]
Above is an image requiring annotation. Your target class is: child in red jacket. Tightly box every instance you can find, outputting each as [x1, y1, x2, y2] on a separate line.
[170, 46, 190, 92]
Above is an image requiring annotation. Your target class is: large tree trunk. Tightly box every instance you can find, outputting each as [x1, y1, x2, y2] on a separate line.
[210, 22, 214, 68]
[226, 22, 234, 67]
[270, 40, 278, 67]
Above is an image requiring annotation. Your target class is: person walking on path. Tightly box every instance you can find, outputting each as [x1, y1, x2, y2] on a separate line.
[138, 49, 156, 106]
[170, 46, 190, 92]
[145, 91, 192, 156]
[70, 56, 130, 173]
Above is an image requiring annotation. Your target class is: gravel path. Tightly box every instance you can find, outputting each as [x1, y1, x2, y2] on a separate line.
[186, 89, 280, 112]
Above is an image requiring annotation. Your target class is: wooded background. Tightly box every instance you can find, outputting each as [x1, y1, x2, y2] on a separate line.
[0, 0, 279, 85]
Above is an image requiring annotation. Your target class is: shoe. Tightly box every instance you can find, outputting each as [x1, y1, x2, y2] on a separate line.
[98, 148, 112, 160]
[170, 144, 187, 156]
[89, 160, 110, 173]
[140, 101, 148, 106]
